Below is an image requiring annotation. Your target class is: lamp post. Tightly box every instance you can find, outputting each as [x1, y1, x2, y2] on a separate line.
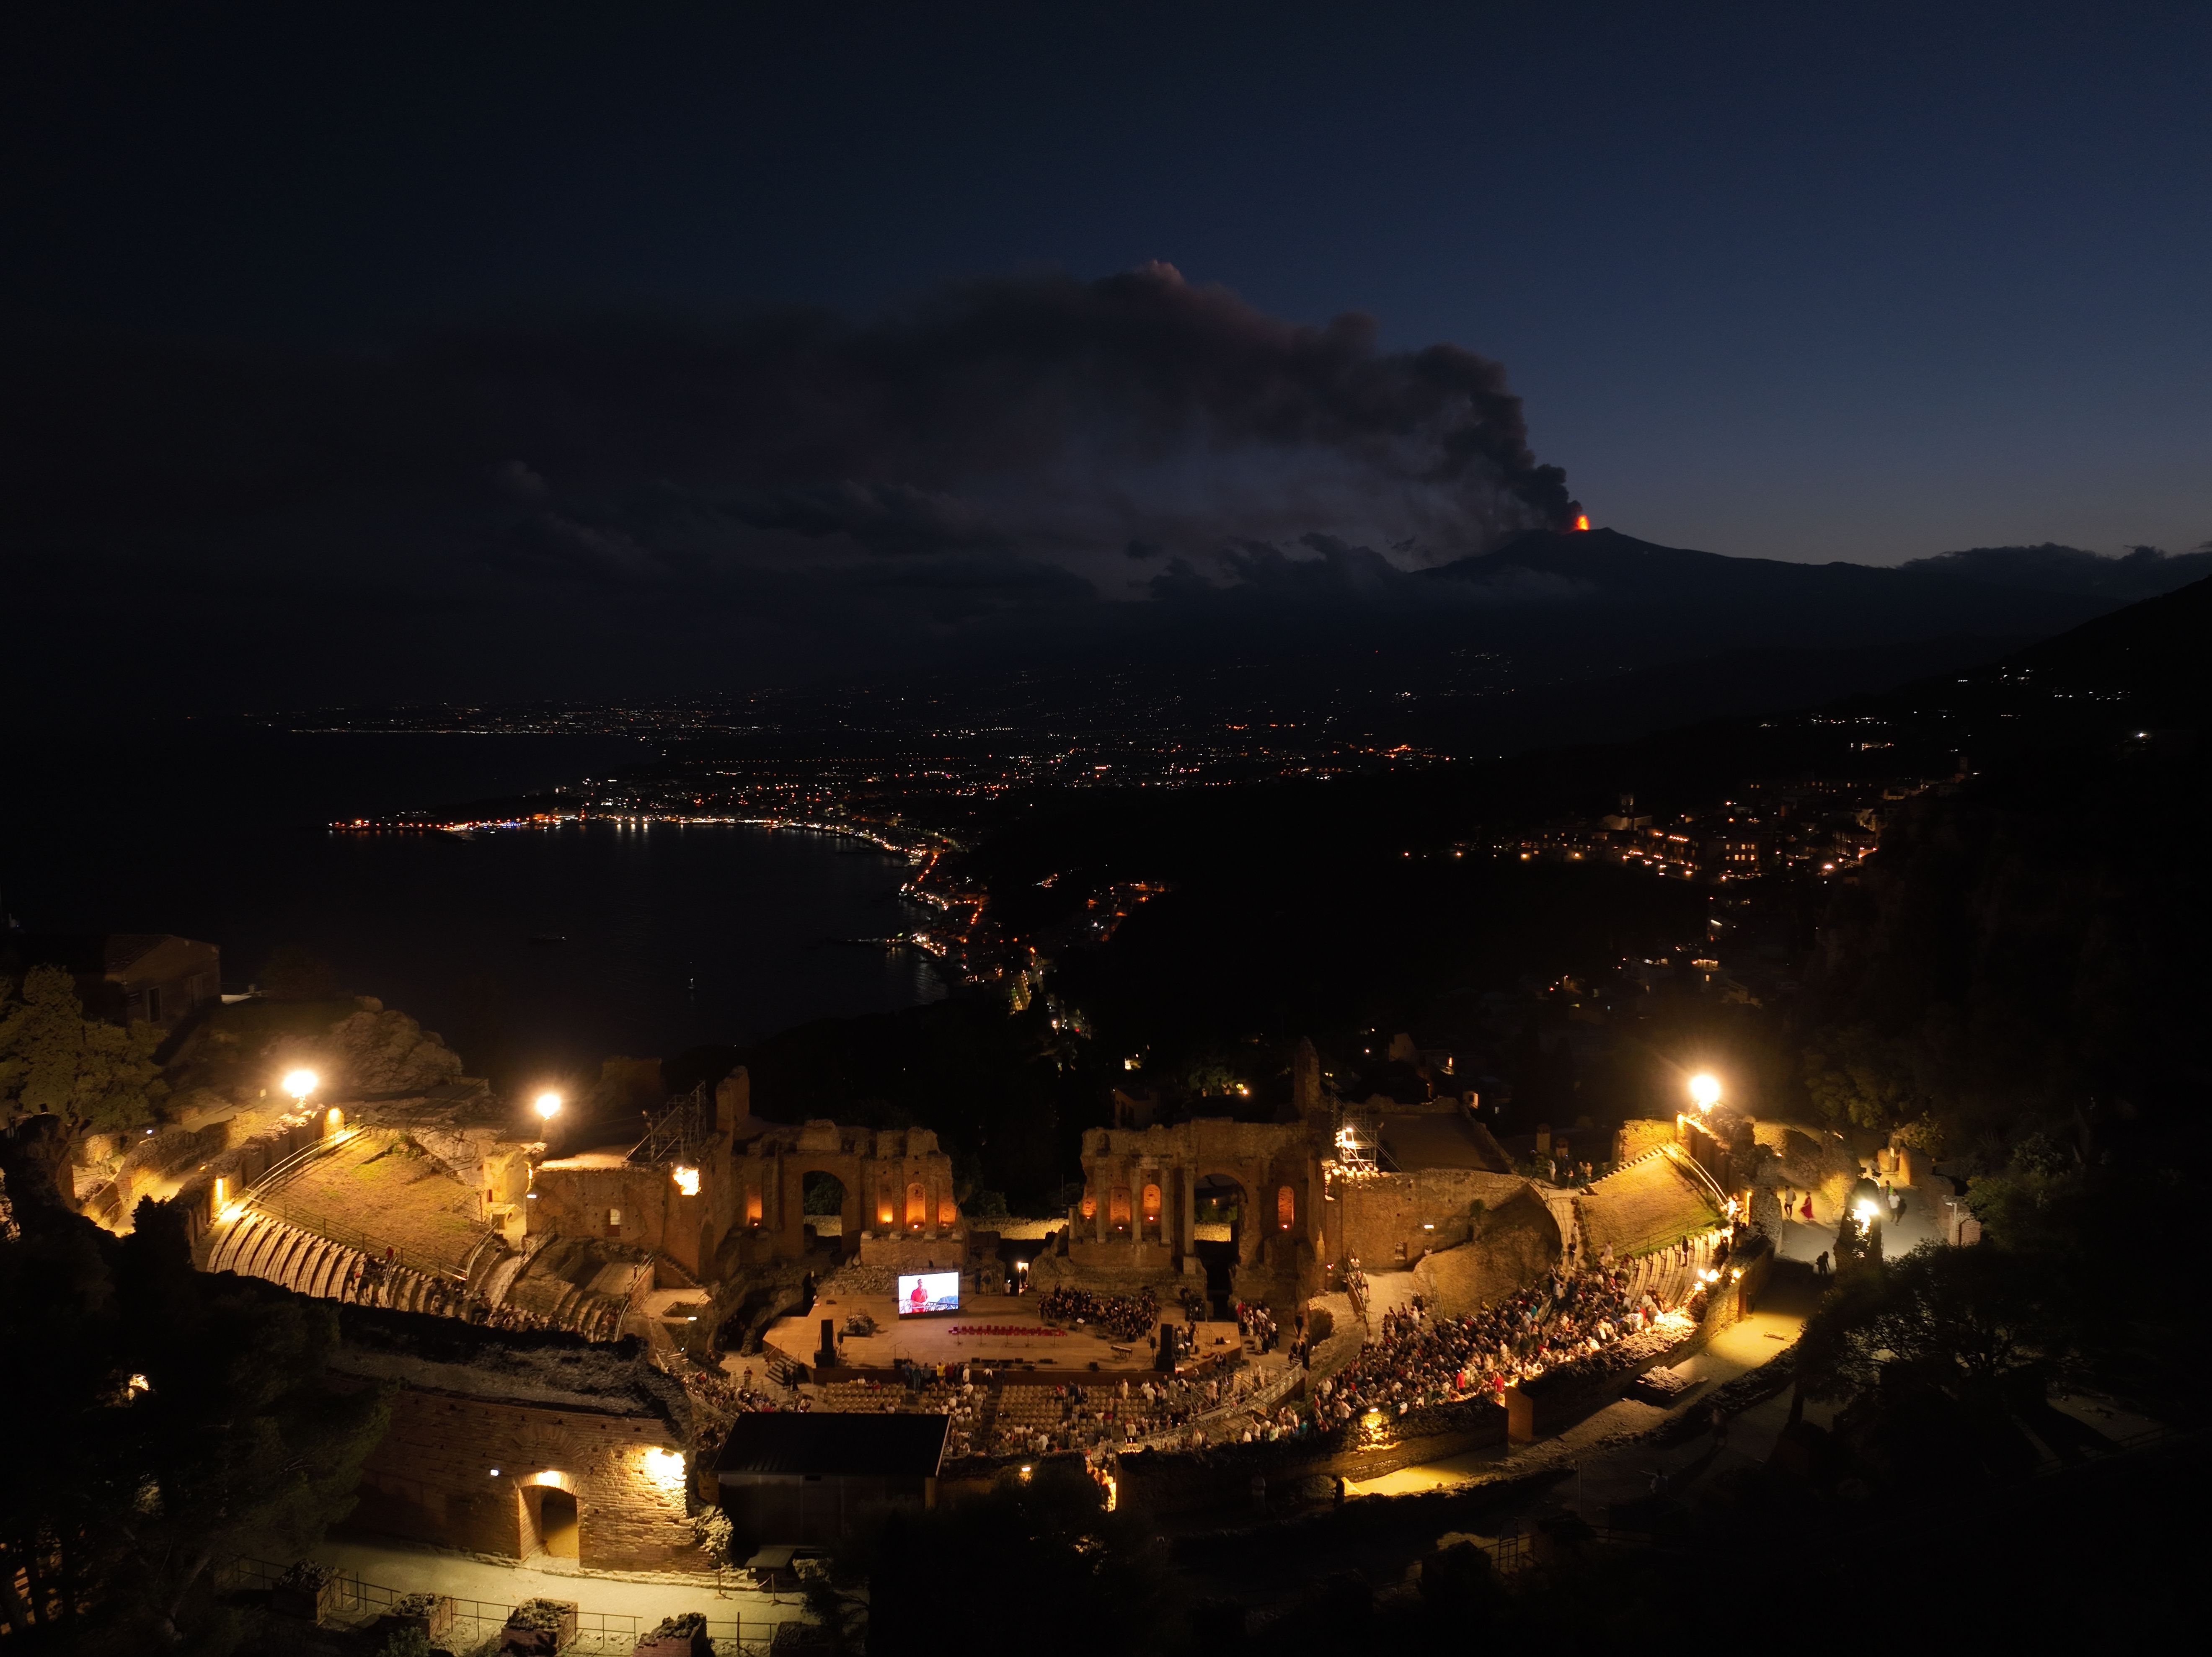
[1687, 1073, 1721, 1112]
[534, 1091, 562, 1133]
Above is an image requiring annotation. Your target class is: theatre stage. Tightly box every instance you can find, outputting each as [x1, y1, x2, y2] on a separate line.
[763, 1292, 1248, 1378]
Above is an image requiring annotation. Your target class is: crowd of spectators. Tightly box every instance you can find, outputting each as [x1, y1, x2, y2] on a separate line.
[1306, 1264, 1685, 1427]
[1038, 1284, 1160, 1342]
[977, 1365, 1273, 1458]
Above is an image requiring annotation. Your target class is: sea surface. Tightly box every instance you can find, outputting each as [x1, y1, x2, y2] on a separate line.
[3, 724, 942, 1079]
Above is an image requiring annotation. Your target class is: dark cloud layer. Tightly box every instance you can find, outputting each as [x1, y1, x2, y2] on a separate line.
[5, 265, 1576, 712]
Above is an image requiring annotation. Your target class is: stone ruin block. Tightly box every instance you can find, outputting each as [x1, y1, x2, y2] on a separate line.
[379, 1591, 457, 1644]
[501, 1597, 578, 1655]
[635, 1611, 712, 1656]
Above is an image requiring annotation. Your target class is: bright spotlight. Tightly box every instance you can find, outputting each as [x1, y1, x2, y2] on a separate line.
[1687, 1073, 1721, 1110]
[534, 1092, 563, 1123]
[672, 1165, 700, 1197]
[282, 1069, 318, 1102]
[1854, 1200, 1879, 1226]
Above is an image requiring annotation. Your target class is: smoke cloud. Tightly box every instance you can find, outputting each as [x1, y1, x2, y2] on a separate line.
[5, 264, 1577, 710]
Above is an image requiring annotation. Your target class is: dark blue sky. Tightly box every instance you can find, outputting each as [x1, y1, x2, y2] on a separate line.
[11, 3, 2206, 563]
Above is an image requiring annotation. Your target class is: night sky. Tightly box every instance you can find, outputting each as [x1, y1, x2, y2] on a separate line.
[7, 3, 2207, 709]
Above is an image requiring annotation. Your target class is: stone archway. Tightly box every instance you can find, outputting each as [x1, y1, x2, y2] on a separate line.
[1192, 1172, 1248, 1315]
[800, 1170, 848, 1255]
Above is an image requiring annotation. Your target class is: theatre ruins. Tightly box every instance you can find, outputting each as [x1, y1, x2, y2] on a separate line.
[54, 1011, 1908, 1564]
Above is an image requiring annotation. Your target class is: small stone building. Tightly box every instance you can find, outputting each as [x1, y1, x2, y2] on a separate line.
[714, 1413, 949, 1549]
[8, 931, 220, 1030]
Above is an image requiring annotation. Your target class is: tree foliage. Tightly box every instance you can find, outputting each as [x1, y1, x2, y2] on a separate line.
[0, 965, 167, 1136]
[0, 1187, 388, 1648]
[1794, 1244, 2057, 1411]
[1801, 1022, 1929, 1132]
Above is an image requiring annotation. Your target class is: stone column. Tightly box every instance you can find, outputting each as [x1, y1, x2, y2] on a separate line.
[1180, 1166, 1197, 1273]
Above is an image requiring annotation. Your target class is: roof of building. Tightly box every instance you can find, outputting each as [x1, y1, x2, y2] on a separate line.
[5, 931, 215, 981]
[712, 1411, 950, 1479]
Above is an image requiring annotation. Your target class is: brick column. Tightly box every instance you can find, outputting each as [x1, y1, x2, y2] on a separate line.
[1180, 1166, 1196, 1272]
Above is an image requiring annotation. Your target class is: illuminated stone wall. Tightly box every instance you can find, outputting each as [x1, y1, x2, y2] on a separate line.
[347, 1387, 705, 1573]
[1336, 1169, 1532, 1271]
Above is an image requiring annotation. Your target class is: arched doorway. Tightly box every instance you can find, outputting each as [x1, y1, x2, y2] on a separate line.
[801, 1171, 847, 1256]
[1192, 1174, 1246, 1318]
[527, 1485, 579, 1560]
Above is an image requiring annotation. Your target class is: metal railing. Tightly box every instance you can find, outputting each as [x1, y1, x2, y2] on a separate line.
[633, 1084, 708, 1169]
[1126, 1362, 1309, 1452]
[217, 1555, 784, 1655]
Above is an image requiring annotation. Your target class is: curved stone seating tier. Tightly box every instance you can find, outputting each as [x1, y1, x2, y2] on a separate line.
[200, 1211, 631, 1340]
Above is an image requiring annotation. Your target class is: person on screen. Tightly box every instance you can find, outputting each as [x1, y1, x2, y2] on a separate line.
[910, 1280, 928, 1313]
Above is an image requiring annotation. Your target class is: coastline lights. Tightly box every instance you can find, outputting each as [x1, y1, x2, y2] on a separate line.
[534, 1091, 563, 1124]
[282, 1068, 318, 1103]
[1687, 1073, 1722, 1112]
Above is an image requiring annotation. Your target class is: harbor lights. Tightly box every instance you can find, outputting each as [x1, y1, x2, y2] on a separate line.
[1687, 1073, 1722, 1112]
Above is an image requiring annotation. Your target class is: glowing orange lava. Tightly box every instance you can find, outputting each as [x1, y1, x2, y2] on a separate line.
[1574, 514, 1590, 532]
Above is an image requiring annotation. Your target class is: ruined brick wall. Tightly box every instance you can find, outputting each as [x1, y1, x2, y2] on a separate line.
[1337, 1170, 1527, 1270]
[348, 1388, 706, 1573]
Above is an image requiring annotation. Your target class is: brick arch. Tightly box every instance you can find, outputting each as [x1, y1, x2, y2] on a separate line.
[789, 1163, 858, 1221]
[1192, 1168, 1253, 1204]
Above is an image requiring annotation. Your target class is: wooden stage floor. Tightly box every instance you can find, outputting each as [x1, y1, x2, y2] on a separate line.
[764, 1293, 1250, 1377]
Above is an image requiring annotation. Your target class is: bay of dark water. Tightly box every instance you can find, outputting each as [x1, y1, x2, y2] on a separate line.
[2, 724, 942, 1080]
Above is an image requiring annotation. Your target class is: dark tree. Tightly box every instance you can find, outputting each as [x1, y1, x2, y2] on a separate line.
[0, 1181, 388, 1647]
